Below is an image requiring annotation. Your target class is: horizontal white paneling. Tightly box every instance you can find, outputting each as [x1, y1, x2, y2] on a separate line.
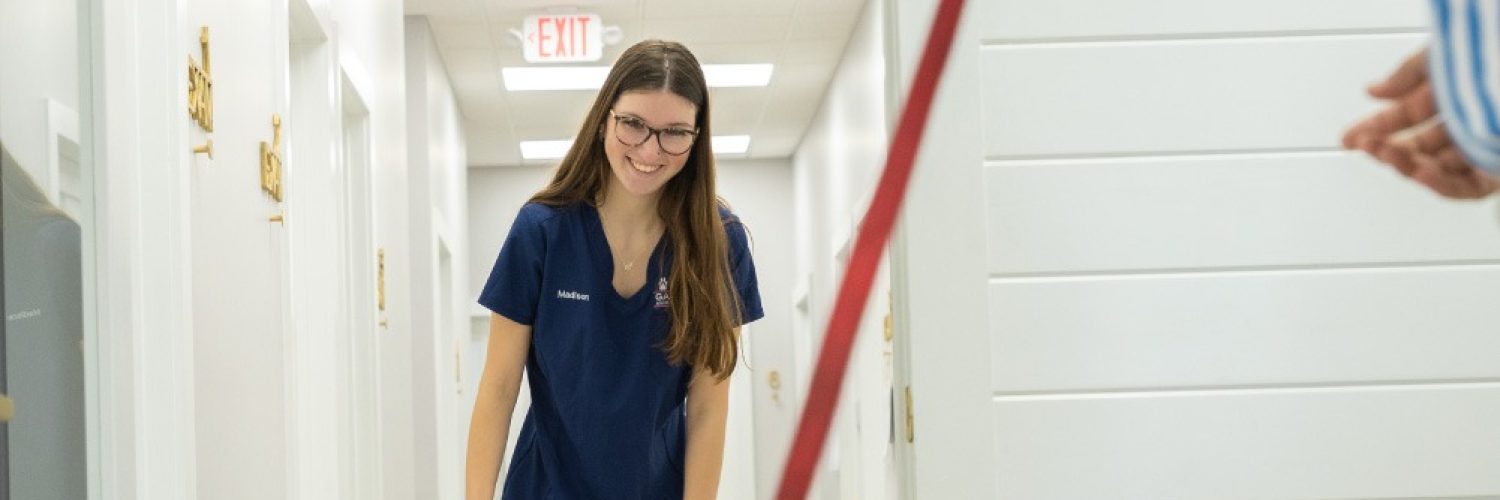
[990, 265, 1500, 394]
[993, 385, 1500, 499]
[977, 0, 1425, 42]
[980, 34, 1426, 159]
[986, 153, 1500, 275]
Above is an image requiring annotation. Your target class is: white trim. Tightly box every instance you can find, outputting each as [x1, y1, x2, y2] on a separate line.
[92, 0, 197, 497]
[887, 0, 997, 498]
[80, 0, 102, 497]
[284, 0, 343, 496]
[45, 99, 80, 206]
[339, 52, 374, 117]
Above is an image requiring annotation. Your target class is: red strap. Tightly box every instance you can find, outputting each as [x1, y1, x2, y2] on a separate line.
[774, 1, 966, 498]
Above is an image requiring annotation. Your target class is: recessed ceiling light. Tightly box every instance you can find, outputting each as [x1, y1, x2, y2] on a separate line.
[520, 135, 752, 160]
[502, 67, 610, 91]
[519, 139, 574, 160]
[711, 135, 751, 154]
[502, 64, 774, 91]
[703, 64, 774, 88]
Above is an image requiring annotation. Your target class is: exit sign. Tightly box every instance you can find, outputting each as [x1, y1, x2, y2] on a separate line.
[522, 14, 603, 63]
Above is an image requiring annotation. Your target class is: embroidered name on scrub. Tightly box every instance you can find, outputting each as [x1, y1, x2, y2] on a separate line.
[556, 289, 590, 301]
[653, 277, 669, 309]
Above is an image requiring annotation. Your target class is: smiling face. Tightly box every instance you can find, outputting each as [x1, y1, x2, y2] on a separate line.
[602, 89, 699, 200]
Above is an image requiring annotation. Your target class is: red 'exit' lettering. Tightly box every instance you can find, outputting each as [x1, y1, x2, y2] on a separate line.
[536, 15, 592, 59]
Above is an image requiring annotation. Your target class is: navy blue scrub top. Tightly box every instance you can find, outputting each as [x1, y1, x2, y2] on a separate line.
[478, 202, 764, 500]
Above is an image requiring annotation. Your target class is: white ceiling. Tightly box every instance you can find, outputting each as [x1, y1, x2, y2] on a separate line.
[404, 0, 868, 167]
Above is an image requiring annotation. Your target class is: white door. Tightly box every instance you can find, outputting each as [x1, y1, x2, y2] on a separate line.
[339, 68, 383, 500]
[182, 0, 293, 498]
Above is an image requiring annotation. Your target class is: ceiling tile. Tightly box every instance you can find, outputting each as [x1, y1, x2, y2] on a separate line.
[641, 0, 797, 19]
[797, 0, 867, 17]
[430, 20, 493, 49]
[405, 0, 481, 18]
[641, 16, 790, 45]
[788, 13, 860, 42]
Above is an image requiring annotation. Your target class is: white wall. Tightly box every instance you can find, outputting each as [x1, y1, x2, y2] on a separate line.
[404, 16, 471, 500]
[86, 0, 413, 499]
[0, 0, 78, 188]
[712, 158, 794, 500]
[892, 0, 1500, 498]
[786, 2, 895, 498]
[464, 158, 793, 500]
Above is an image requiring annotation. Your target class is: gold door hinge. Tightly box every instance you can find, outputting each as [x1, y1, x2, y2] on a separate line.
[0, 394, 13, 422]
[904, 385, 914, 443]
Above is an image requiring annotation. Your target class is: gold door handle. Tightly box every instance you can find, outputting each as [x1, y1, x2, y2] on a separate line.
[269, 212, 285, 225]
[0, 394, 13, 422]
[193, 139, 213, 159]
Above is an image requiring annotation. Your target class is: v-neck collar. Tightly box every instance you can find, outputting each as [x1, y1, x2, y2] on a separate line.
[581, 203, 667, 305]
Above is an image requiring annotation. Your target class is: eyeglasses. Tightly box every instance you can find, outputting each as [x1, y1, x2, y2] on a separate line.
[609, 110, 698, 156]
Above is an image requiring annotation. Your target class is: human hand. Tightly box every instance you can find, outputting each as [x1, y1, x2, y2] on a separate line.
[1376, 122, 1500, 199]
[1341, 49, 1438, 155]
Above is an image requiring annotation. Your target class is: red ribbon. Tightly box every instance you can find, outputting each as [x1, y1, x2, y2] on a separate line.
[774, 0, 966, 498]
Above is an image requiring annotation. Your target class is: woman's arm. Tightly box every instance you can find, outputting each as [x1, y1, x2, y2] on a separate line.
[682, 328, 737, 500]
[465, 313, 533, 500]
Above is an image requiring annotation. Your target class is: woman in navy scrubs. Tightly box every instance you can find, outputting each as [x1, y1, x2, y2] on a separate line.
[465, 40, 763, 500]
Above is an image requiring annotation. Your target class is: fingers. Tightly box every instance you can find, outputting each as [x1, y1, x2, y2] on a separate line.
[1346, 83, 1438, 151]
[1408, 119, 1454, 154]
[1376, 142, 1420, 177]
[1409, 146, 1499, 199]
[1368, 49, 1430, 99]
[1435, 146, 1470, 173]
[1373, 83, 1438, 136]
[1375, 120, 1452, 174]
[1409, 153, 1477, 198]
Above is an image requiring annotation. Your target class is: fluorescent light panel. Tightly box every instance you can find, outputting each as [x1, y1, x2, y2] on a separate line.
[518, 139, 574, 160]
[520, 135, 751, 160]
[711, 135, 750, 154]
[503, 64, 773, 91]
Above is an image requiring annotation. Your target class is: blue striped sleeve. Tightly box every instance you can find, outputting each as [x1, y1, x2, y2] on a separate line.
[1429, 0, 1500, 176]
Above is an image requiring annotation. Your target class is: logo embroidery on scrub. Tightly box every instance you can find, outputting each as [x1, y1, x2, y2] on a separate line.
[556, 289, 590, 302]
[653, 277, 669, 309]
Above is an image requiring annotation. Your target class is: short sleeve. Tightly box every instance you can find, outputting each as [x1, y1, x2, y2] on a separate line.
[478, 204, 549, 325]
[724, 216, 764, 326]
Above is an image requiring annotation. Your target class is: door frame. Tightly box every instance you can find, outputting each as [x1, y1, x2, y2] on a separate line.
[283, 0, 339, 497]
[884, 0, 997, 498]
[90, 0, 198, 498]
[338, 54, 385, 500]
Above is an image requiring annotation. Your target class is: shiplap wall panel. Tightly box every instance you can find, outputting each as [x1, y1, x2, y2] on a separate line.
[980, 35, 1426, 159]
[954, 3, 1495, 499]
[985, 153, 1500, 275]
[990, 265, 1500, 394]
[977, 0, 1425, 41]
[994, 386, 1500, 499]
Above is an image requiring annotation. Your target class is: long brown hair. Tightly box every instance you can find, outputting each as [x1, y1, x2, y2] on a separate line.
[530, 40, 743, 380]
